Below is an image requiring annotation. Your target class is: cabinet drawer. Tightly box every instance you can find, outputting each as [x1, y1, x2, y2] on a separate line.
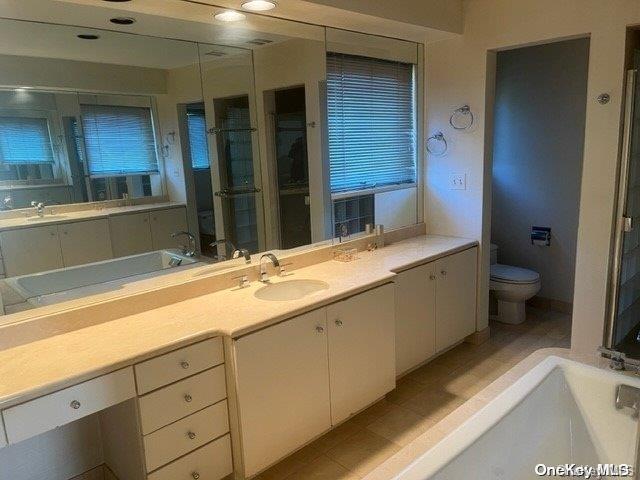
[135, 338, 224, 394]
[139, 365, 227, 435]
[143, 400, 230, 472]
[147, 434, 233, 480]
[3, 368, 135, 444]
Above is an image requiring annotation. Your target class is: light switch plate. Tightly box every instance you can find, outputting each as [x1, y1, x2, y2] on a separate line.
[449, 173, 466, 190]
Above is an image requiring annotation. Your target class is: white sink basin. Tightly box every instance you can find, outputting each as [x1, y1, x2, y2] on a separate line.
[27, 215, 68, 222]
[254, 279, 329, 301]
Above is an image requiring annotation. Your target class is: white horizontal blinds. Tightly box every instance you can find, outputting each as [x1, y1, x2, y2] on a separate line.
[327, 52, 417, 193]
[80, 104, 159, 176]
[187, 110, 210, 170]
[0, 116, 54, 164]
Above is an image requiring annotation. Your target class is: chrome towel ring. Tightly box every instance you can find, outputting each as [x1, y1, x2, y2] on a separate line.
[426, 131, 448, 156]
[449, 105, 474, 130]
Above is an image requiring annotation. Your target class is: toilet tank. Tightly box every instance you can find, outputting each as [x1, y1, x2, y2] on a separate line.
[490, 243, 498, 265]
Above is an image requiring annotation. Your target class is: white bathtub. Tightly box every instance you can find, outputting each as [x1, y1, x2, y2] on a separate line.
[5, 250, 202, 306]
[397, 356, 639, 480]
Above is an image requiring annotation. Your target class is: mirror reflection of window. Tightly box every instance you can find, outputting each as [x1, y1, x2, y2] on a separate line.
[75, 100, 160, 202]
[327, 52, 417, 236]
[0, 116, 56, 182]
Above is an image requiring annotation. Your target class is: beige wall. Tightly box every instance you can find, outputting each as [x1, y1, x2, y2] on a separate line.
[425, 0, 640, 353]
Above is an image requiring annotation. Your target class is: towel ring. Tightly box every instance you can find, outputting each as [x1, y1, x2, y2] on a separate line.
[426, 132, 448, 156]
[449, 105, 474, 130]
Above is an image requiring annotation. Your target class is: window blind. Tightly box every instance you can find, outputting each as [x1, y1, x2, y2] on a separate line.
[327, 52, 417, 193]
[187, 111, 210, 170]
[80, 104, 159, 176]
[0, 116, 55, 164]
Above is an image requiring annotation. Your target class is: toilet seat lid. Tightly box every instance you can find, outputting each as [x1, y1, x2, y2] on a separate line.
[490, 264, 539, 284]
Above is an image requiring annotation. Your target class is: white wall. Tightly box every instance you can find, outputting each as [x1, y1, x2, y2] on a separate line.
[491, 38, 589, 305]
[425, 0, 640, 353]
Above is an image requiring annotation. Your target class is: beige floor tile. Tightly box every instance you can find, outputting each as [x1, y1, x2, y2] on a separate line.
[307, 419, 363, 454]
[400, 389, 466, 423]
[366, 404, 435, 446]
[326, 429, 401, 477]
[284, 455, 361, 480]
[385, 376, 425, 404]
[350, 398, 395, 427]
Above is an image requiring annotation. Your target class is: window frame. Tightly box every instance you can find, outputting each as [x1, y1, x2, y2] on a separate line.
[325, 51, 419, 199]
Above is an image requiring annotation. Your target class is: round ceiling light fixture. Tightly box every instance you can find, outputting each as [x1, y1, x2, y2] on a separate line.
[77, 33, 100, 40]
[214, 10, 246, 22]
[241, 0, 277, 11]
[110, 17, 136, 25]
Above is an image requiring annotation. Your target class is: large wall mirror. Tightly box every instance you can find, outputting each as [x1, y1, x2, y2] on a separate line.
[0, 0, 422, 321]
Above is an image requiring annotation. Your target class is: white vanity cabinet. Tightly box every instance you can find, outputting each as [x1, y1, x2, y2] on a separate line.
[0, 225, 63, 276]
[395, 247, 478, 375]
[234, 308, 332, 478]
[150, 207, 188, 250]
[327, 283, 395, 424]
[59, 219, 113, 267]
[434, 247, 478, 352]
[109, 212, 153, 257]
[233, 284, 396, 477]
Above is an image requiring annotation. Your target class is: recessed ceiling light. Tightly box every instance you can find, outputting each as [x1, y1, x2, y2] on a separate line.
[214, 10, 246, 22]
[110, 17, 136, 25]
[241, 0, 277, 11]
[77, 34, 100, 40]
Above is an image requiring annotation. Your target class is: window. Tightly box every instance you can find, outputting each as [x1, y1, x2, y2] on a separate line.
[0, 116, 55, 165]
[333, 194, 374, 237]
[80, 104, 159, 176]
[326, 53, 417, 193]
[186, 108, 210, 170]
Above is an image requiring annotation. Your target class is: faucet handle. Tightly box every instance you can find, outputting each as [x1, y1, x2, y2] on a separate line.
[279, 262, 293, 276]
[232, 274, 249, 288]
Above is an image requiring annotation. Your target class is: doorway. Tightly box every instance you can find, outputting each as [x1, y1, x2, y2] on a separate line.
[489, 38, 589, 334]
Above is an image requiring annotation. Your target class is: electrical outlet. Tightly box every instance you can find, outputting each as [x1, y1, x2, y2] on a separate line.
[449, 173, 466, 190]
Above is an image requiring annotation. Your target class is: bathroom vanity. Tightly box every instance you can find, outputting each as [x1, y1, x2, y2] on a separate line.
[0, 234, 478, 479]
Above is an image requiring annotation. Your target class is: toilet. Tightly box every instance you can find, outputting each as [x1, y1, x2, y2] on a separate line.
[489, 243, 541, 325]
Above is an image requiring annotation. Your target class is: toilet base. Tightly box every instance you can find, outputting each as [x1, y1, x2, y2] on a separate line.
[494, 299, 526, 325]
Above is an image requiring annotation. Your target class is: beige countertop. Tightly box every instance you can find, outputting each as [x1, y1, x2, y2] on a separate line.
[0, 202, 185, 231]
[0, 234, 476, 409]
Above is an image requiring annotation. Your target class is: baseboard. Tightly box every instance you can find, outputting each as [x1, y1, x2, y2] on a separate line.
[464, 326, 490, 345]
[527, 296, 572, 314]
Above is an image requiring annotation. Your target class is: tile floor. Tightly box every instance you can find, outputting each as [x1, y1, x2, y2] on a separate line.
[254, 307, 572, 480]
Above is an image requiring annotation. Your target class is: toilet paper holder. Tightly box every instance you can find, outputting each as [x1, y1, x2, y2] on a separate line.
[531, 226, 551, 246]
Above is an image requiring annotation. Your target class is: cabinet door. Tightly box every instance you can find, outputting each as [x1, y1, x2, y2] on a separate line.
[150, 208, 188, 251]
[395, 263, 437, 376]
[327, 283, 396, 425]
[59, 219, 113, 267]
[234, 309, 331, 477]
[110, 213, 153, 258]
[435, 247, 478, 352]
[0, 226, 63, 276]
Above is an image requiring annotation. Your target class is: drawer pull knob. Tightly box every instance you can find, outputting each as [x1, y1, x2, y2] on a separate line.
[184, 394, 193, 403]
[180, 361, 190, 370]
[191, 473, 200, 480]
[441, 270, 447, 276]
[335, 319, 343, 327]
[315, 325, 324, 334]
[187, 431, 196, 440]
[70, 400, 81, 410]
[429, 274, 436, 280]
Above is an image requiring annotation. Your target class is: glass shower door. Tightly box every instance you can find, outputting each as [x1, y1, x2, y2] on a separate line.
[211, 95, 261, 254]
[608, 68, 640, 357]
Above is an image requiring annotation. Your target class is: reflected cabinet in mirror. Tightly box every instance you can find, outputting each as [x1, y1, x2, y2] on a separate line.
[0, 0, 422, 320]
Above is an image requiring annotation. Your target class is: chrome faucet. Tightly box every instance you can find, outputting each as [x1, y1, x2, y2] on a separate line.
[211, 239, 237, 261]
[171, 231, 196, 257]
[259, 253, 280, 282]
[31, 201, 45, 217]
[232, 248, 251, 264]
